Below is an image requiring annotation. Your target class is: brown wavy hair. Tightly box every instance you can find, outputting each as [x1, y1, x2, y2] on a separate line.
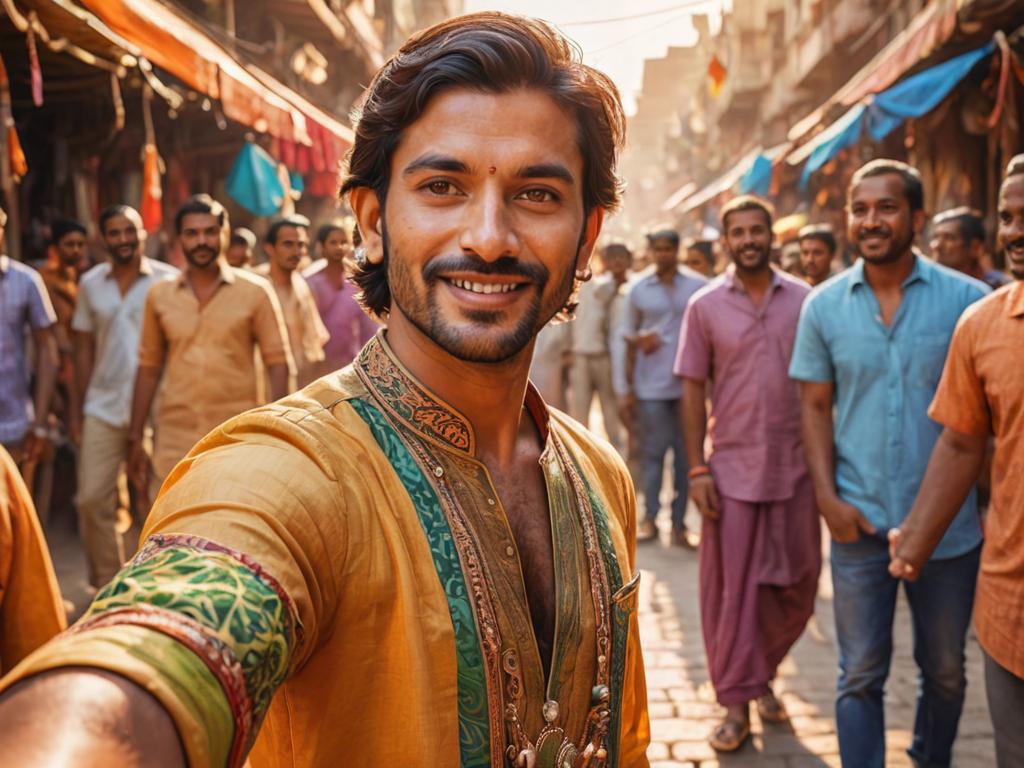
[339, 12, 627, 317]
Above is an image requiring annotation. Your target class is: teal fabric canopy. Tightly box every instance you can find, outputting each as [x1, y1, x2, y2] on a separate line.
[226, 143, 285, 217]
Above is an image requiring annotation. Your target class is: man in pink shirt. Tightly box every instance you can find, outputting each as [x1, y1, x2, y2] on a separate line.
[675, 196, 821, 751]
[304, 220, 378, 374]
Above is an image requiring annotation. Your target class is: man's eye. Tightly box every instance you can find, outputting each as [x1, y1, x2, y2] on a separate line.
[519, 189, 557, 204]
[425, 180, 456, 196]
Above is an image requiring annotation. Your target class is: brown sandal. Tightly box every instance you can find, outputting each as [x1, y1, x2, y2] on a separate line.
[756, 691, 789, 723]
[708, 718, 751, 752]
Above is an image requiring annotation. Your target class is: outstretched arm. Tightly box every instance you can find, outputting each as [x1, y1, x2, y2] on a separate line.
[0, 670, 185, 768]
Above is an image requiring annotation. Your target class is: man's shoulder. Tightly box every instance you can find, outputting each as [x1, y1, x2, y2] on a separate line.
[774, 268, 813, 295]
[688, 273, 731, 305]
[79, 261, 112, 287]
[802, 267, 855, 311]
[926, 259, 990, 302]
[4, 257, 42, 283]
[956, 281, 1018, 332]
[146, 259, 180, 279]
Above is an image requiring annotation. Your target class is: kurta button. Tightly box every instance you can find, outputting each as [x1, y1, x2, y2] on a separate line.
[506, 545, 515, 557]
[433, 466, 444, 477]
[487, 498, 496, 506]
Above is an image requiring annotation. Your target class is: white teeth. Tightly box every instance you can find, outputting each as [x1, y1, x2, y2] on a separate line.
[450, 279, 517, 294]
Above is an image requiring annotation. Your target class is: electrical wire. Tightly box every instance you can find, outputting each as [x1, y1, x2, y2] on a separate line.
[558, 0, 721, 28]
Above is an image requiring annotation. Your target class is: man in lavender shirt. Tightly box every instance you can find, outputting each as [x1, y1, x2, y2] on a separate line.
[0, 207, 59, 470]
[676, 196, 820, 752]
[304, 220, 378, 374]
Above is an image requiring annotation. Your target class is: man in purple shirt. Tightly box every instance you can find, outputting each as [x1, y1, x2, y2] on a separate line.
[0, 207, 59, 471]
[303, 220, 378, 374]
[675, 196, 821, 752]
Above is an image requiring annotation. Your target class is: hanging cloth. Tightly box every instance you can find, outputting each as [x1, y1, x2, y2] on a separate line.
[26, 14, 42, 107]
[140, 86, 164, 232]
[226, 142, 285, 217]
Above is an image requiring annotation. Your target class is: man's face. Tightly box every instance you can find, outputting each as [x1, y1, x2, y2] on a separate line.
[322, 229, 352, 264]
[365, 87, 597, 364]
[683, 247, 713, 276]
[102, 214, 144, 265]
[997, 175, 1024, 280]
[225, 243, 252, 268]
[266, 225, 309, 273]
[930, 220, 972, 273]
[847, 174, 921, 264]
[56, 231, 87, 268]
[723, 208, 772, 273]
[649, 238, 679, 272]
[179, 213, 225, 270]
[799, 237, 833, 284]
[601, 249, 629, 281]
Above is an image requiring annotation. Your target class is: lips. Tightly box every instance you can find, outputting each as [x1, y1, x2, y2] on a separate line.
[446, 278, 522, 295]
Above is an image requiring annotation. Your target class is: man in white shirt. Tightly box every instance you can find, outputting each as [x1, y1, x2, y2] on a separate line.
[72, 205, 178, 587]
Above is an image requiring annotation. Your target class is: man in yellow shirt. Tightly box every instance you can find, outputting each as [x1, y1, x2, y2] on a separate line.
[0, 13, 650, 768]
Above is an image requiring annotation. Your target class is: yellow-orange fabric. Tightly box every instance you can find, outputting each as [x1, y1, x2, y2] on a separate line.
[254, 267, 328, 389]
[138, 261, 292, 481]
[928, 281, 1024, 679]
[0, 446, 65, 674]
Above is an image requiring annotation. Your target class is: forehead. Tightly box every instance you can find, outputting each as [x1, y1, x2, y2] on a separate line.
[181, 212, 220, 230]
[999, 176, 1024, 208]
[393, 87, 583, 177]
[850, 173, 907, 203]
[800, 237, 829, 250]
[725, 208, 769, 230]
[276, 225, 307, 241]
[59, 230, 86, 242]
[932, 219, 961, 236]
[649, 237, 677, 250]
[104, 214, 139, 231]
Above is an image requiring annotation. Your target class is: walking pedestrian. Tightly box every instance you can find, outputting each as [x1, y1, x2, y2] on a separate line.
[0, 207, 58, 473]
[256, 216, 329, 389]
[72, 205, 178, 587]
[790, 159, 988, 768]
[890, 155, 1024, 768]
[303, 219, 377, 374]
[930, 207, 1010, 290]
[797, 224, 836, 286]
[226, 227, 257, 269]
[569, 242, 630, 449]
[615, 227, 706, 544]
[127, 195, 292, 509]
[677, 195, 820, 751]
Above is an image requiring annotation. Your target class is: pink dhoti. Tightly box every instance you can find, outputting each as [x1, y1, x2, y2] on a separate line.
[699, 472, 821, 705]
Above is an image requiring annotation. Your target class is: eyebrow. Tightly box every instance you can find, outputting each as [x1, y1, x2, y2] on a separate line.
[402, 153, 469, 176]
[516, 162, 575, 186]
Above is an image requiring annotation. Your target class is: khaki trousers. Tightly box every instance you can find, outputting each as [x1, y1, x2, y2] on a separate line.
[75, 416, 142, 587]
[569, 353, 621, 450]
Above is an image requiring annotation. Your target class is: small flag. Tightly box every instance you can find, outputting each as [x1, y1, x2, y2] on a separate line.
[708, 54, 727, 98]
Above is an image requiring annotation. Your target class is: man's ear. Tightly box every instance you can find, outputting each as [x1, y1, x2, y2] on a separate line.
[912, 208, 928, 236]
[576, 207, 605, 273]
[349, 187, 385, 265]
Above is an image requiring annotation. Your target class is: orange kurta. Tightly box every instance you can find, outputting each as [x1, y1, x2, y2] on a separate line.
[0, 446, 65, 674]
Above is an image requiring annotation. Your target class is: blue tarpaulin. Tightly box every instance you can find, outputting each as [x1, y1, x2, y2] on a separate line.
[797, 40, 995, 188]
[226, 142, 285, 217]
[739, 153, 774, 196]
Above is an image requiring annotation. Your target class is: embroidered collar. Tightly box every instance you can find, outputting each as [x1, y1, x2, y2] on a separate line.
[355, 332, 550, 455]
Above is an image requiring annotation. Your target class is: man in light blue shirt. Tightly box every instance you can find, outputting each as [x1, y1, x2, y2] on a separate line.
[614, 228, 706, 543]
[790, 159, 988, 768]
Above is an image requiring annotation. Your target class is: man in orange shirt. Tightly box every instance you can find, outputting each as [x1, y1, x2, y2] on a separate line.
[127, 195, 292, 507]
[891, 156, 1024, 767]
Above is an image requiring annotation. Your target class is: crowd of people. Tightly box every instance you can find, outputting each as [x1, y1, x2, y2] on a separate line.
[0, 198, 376, 589]
[0, 11, 1021, 768]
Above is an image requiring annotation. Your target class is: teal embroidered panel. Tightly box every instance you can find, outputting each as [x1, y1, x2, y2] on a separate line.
[351, 397, 490, 768]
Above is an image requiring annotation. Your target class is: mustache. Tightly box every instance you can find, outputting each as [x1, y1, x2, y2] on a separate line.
[185, 245, 217, 258]
[858, 228, 891, 238]
[422, 254, 549, 284]
[1005, 238, 1024, 251]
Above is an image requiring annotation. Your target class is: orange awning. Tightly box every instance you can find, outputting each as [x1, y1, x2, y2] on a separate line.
[77, 0, 353, 149]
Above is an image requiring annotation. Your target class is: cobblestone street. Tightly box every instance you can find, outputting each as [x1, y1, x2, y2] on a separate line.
[636, 511, 995, 767]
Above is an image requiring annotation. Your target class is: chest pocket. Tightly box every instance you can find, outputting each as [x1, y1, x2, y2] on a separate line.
[910, 334, 950, 391]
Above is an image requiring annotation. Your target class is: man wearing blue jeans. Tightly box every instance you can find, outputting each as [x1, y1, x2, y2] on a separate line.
[614, 228, 705, 544]
[790, 159, 988, 768]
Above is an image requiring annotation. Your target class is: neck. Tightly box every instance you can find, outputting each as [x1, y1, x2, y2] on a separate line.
[655, 265, 676, 283]
[269, 262, 293, 288]
[734, 263, 772, 293]
[188, 258, 222, 285]
[323, 259, 346, 280]
[110, 255, 141, 277]
[384, 311, 534, 469]
[863, 249, 915, 290]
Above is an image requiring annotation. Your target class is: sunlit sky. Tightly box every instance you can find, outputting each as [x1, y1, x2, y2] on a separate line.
[462, 1, 729, 115]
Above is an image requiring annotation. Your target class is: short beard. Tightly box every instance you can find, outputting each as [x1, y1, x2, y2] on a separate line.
[731, 244, 770, 274]
[857, 230, 914, 265]
[109, 247, 136, 265]
[385, 226, 575, 364]
[184, 246, 219, 269]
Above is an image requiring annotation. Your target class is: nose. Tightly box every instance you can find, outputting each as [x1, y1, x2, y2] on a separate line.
[458, 187, 520, 262]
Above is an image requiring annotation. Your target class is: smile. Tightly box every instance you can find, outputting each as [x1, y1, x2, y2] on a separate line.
[446, 278, 523, 295]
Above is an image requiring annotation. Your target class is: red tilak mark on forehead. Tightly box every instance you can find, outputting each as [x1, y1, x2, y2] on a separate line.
[488, 166, 496, 175]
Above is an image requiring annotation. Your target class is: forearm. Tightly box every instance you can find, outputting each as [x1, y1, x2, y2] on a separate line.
[898, 428, 986, 566]
[129, 366, 162, 441]
[0, 669, 185, 768]
[32, 332, 58, 428]
[267, 363, 289, 401]
[74, 335, 95, 424]
[681, 378, 707, 469]
[800, 399, 838, 503]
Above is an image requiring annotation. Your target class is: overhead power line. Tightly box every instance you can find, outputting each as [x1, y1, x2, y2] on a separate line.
[558, 0, 719, 28]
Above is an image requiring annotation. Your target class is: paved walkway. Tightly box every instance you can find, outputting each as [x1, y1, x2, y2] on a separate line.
[636, 512, 995, 767]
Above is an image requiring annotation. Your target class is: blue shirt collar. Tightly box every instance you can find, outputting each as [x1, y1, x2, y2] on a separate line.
[848, 252, 930, 294]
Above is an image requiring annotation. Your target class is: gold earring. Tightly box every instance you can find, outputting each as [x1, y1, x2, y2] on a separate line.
[574, 267, 593, 282]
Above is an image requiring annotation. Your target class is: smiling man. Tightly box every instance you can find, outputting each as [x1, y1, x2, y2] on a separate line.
[0, 14, 649, 768]
[790, 159, 988, 768]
